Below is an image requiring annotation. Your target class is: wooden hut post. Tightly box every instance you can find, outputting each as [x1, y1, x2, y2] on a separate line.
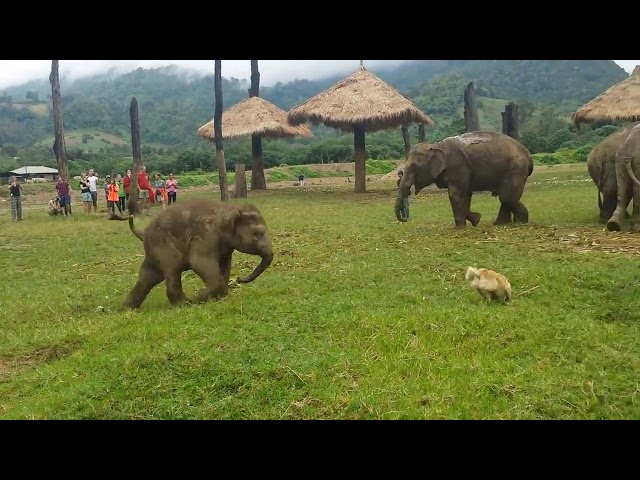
[235, 164, 248, 198]
[248, 60, 267, 190]
[353, 124, 367, 193]
[418, 123, 425, 143]
[401, 126, 411, 159]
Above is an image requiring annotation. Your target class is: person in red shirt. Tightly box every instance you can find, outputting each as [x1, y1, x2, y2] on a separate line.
[55, 175, 72, 216]
[123, 169, 132, 206]
[137, 165, 153, 214]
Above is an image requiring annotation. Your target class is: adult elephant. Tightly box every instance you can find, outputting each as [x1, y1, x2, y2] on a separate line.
[395, 131, 534, 228]
[607, 123, 640, 232]
[587, 124, 636, 224]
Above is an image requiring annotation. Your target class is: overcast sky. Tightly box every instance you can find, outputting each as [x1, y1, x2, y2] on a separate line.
[0, 60, 637, 91]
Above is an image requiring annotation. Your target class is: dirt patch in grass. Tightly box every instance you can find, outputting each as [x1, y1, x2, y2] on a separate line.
[0, 342, 79, 381]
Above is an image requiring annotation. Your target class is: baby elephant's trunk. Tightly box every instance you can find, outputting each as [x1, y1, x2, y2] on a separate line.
[237, 253, 273, 283]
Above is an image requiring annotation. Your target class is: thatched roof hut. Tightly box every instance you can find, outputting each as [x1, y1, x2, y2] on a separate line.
[197, 96, 313, 140]
[288, 67, 434, 132]
[287, 64, 434, 193]
[573, 65, 640, 127]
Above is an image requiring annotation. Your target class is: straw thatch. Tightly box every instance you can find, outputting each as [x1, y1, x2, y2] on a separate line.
[287, 67, 435, 132]
[197, 96, 313, 140]
[573, 65, 640, 127]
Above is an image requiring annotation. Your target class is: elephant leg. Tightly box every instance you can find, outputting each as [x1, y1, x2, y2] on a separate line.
[606, 160, 632, 231]
[190, 254, 227, 303]
[496, 176, 528, 224]
[165, 271, 190, 307]
[448, 186, 468, 228]
[123, 262, 165, 309]
[464, 194, 481, 227]
[219, 252, 233, 297]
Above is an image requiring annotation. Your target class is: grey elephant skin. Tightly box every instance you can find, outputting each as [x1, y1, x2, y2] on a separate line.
[395, 131, 534, 228]
[124, 199, 274, 309]
[587, 124, 636, 223]
[608, 123, 640, 231]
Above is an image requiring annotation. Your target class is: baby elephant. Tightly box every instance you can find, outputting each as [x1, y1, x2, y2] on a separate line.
[123, 199, 274, 309]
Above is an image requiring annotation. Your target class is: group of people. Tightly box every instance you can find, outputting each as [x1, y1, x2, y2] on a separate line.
[74, 167, 178, 216]
[26, 166, 180, 219]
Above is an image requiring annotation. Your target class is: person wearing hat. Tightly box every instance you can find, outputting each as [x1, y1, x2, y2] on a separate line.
[103, 175, 111, 204]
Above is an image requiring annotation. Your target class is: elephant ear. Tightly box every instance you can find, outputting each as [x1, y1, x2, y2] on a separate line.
[233, 205, 264, 230]
[429, 147, 446, 179]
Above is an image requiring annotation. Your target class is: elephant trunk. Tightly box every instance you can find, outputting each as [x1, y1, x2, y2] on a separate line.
[624, 158, 640, 188]
[395, 194, 408, 222]
[237, 253, 273, 283]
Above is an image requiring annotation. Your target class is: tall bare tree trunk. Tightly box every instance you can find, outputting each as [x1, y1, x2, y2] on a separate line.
[501, 103, 520, 140]
[401, 126, 411, 159]
[215, 60, 230, 202]
[354, 124, 367, 193]
[248, 60, 267, 190]
[418, 123, 425, 143]
[49, 60, 69, 182]
[128, 97, 142, 215]
[464, 82, 480, 132]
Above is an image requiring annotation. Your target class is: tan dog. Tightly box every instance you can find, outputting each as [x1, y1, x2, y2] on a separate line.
[465, 266, 512, 302]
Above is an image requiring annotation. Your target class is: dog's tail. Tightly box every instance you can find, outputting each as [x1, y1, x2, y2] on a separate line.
[465, 266, 480, 282]
[129, 214, 145, 241]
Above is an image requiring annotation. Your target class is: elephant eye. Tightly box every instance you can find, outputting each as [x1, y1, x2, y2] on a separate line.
[253, 231, 263, 241]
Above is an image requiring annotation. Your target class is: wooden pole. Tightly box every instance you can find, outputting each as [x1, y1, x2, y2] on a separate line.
[418, 123, 425, 143]
[401, 126, 411, 159]
[464, 82, 480, 132]
[128, 97, 142, 215]
[49, 60, 69, 182]
[214, 60, 230, 202]
[353, 124, 367, 193]
[501, 103, 520, 140]
[235, 164, 247, 198]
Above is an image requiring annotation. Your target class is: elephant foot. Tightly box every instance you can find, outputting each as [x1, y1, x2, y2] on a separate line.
[467, 212, 481, 227]
[606, 219, 623, 232]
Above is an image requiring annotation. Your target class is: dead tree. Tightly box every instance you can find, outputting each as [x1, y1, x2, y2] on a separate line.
[49, 60, 69, 182]
[501, 103, 520, 140]
[214, 60, 230, 202]
[401, 126, 411, 159]
[235, 164, 248, 198]
[128, 97, 142, 215]
[464, 82, 480, 132]
[248, 60, 267, 190]
[418, 124, 425, 143]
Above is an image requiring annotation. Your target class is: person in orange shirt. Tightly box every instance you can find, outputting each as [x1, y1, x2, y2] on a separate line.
[107, 176, 122, 216]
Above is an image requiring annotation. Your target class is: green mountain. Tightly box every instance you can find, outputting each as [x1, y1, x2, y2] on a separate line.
[0, 60, 630, 171]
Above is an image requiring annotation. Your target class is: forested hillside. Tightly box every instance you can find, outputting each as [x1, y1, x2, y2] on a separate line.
[0, 60, 630, 176]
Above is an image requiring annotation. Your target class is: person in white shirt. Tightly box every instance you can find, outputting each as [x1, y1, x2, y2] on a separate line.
[86, 168, 99, 212]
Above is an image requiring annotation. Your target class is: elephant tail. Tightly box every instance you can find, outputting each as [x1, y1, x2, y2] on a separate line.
[129, 215, 145, 241]
[527, 158, 534, 177]
[624, 158, 640, 188]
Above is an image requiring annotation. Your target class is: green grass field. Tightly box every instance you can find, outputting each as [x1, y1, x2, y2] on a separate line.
[1, 164, 639, 419]
[35, 129, 128, 153]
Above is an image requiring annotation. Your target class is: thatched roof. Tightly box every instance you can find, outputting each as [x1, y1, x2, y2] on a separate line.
[197, 96, 313, 140]
[287, 67, 435, 133]
[573, 65, 640, 126]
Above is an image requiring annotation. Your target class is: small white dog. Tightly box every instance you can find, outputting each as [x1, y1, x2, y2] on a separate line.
[465, 266, 512, 302]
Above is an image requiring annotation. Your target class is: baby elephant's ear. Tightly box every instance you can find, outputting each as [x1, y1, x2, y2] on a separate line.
[233, 205, 263, 228]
